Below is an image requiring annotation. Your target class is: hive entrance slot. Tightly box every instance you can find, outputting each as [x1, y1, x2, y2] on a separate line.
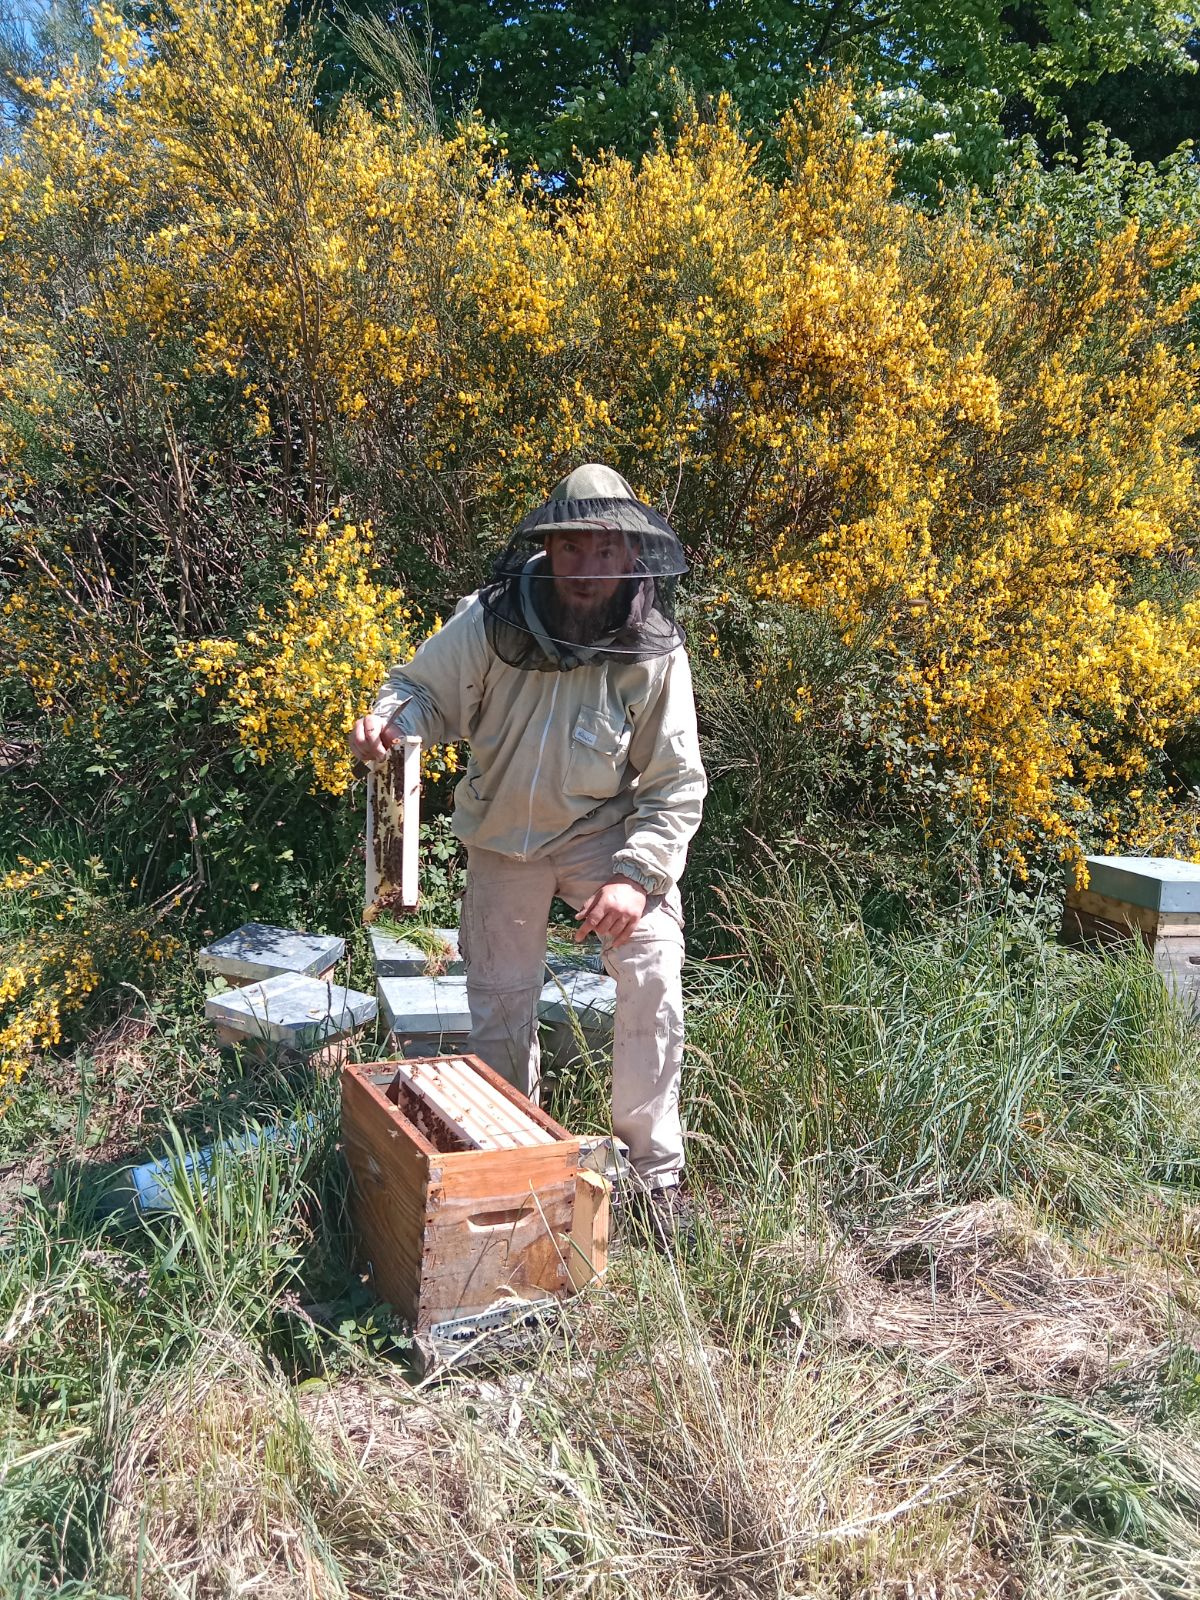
[469, 1206, 528, 1229]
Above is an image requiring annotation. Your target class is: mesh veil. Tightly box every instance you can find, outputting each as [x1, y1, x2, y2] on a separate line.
[479, 469, 688, 671]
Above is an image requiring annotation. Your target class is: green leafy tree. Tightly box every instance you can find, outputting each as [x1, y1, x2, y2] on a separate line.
[297, 0, 1196, 189]
[1050, 34, 1200, 166]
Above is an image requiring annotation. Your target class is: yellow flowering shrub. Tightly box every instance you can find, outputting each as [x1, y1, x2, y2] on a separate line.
[178, 515, 454, 795]
[0, 858, 179, 1097]
[0, 0, 1197, 879]
[0, 543, 149, 742]
[741, 94, 1200, 865]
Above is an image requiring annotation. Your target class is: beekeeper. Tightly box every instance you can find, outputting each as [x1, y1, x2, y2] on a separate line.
[349, 464, 706, 1242]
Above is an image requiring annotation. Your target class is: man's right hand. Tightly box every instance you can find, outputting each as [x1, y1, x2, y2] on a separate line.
[348, 713, 398, 765]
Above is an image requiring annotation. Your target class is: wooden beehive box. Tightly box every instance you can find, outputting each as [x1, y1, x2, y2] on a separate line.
[1062, 854, 1200, 1014]
[341, 1054, 607, 1333]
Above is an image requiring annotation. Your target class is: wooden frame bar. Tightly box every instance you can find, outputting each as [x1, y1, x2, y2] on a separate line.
[392, 1057, 556, 1150]
[365, 735, 421, 916]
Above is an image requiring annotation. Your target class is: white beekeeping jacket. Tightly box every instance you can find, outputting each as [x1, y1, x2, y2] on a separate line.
[373, 593, 706, 898]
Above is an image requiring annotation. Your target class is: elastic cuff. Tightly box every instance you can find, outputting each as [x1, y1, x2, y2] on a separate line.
[611, 858, 664, 897]
[371, 690, 413, 728]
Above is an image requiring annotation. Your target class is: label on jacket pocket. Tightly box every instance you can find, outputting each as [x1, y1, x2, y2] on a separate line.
[573, 726, 598, 748]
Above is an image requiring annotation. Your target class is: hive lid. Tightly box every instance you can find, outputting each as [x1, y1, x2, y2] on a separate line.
[371, 928, 464, 977]
[538, 969, 616, 1028]
[1081, 856, 1200, 916]
[206, 972, 375, 1047]
[199, 923, 345, 982]
[378, 973, 472, 1035]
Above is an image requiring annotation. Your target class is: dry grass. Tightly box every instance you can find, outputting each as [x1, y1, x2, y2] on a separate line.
[100, 1262, 1019, 1600]
[95, 1194, 1200, 1599]
[105, 1331, 353, 1599]
[1087, 1191, 1200, 1316]
[552, 1287, 1008, 1599]
[831, 1199, 1190, 1393]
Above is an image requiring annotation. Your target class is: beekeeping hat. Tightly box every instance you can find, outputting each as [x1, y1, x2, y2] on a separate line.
[479, 463, 688, 671]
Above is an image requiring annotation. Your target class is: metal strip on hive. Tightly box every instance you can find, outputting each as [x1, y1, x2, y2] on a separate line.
[415, 1296, 565, 1375]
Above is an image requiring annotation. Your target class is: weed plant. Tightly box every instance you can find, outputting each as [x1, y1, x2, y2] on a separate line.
[684, 867, 1200, 1223]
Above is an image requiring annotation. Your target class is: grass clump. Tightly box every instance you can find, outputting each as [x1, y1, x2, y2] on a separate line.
[686, 869, 1200, 1221]
[986, 1376, 1200, 1597]
[89, 1265, 1001, 1600]
[105, 1332, 353, 1600]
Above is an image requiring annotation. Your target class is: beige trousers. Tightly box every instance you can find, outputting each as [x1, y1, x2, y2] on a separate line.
[458, 821, 686, 1188]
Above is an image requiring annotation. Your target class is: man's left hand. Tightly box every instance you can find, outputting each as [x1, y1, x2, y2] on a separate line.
[575, 878, 648, 948]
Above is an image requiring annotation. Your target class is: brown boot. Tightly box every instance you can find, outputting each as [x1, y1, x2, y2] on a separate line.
[623, 1184, 696, 1253]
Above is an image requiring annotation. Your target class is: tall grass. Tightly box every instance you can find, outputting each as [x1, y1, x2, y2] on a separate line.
[685, 869, 1200, 1220]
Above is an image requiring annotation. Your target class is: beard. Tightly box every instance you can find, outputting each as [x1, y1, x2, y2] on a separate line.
[540, 579, 629, 645]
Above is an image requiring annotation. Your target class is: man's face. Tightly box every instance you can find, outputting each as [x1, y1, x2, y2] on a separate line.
[545, 527, 633, 616]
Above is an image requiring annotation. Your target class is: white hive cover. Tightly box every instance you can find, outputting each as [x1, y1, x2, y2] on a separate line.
[538, 969, 616, 1029]
[1083, 855, 1200, 915]
[377, 973, 472, 1035]
[371, 928, 464, 977]
[205, 972, 375, 1047]
[199, 922, 344, 982]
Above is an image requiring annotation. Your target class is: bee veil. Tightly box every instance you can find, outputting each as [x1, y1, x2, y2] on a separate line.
[478, 464, 688, 671]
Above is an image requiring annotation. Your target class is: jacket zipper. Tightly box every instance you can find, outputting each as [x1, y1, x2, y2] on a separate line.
[521, 675, 561, 858]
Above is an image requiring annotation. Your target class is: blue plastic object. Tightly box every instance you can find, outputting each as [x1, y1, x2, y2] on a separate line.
[101, 1116, 314, 1216]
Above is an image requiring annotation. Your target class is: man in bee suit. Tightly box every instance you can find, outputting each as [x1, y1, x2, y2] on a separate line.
[349, 464, 706, 1243]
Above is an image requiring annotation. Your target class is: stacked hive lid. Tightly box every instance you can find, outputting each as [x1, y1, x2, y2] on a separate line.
[372, 927, 463, 976]
[539, 966, 616, 1032]
[200, 920, 624, 1057]
[199, 922, 346, 984]
[372, 929, 619, 1060]
[372, 928, 471, 1051]
[202, 922, 375, 1053]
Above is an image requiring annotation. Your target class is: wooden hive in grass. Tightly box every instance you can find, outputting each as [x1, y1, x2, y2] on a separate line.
[341, 1054, 608, 1333]
[1062, 854, 1200, 1013]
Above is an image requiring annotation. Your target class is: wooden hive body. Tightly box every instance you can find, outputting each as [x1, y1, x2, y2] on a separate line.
[1062, 888, 1200, 950]
[1062, 856, 1200, 1015]
[342, 1055, 599, 1332]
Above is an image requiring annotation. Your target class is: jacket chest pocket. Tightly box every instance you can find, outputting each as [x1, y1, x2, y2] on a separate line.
[563, 706, 632, 800]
